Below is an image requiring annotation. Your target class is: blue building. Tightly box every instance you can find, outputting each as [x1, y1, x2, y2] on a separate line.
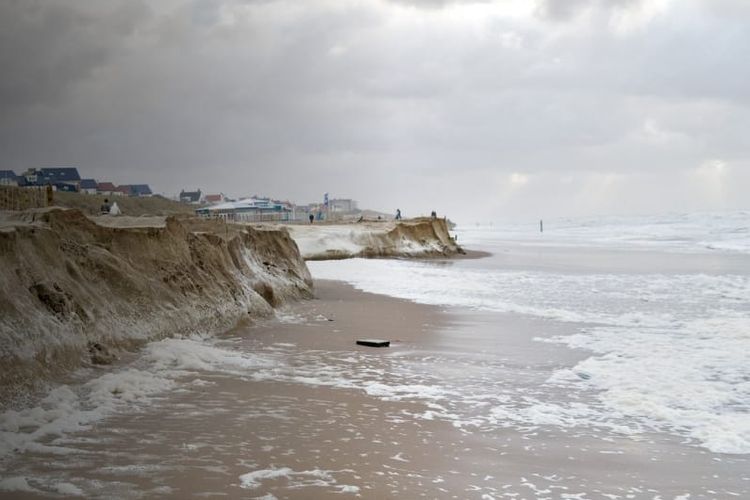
[79, 179, 98, 194]
[22, 167, 81, 190]
[129, 184, 153, 197]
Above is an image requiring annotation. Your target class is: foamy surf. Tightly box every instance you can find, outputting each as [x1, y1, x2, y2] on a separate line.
[308, 211, 750, 455]
[1, 278, 748, 498]
[238, 466, 356, 491]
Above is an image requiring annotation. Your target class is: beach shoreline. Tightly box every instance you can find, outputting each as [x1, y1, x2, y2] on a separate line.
[2, 278, 748, 498]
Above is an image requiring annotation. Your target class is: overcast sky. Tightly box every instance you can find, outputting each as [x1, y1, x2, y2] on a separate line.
[1, 0, 749, 222]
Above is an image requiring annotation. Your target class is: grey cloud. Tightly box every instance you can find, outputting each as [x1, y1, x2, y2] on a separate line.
[534, 0, 592, 21]
[1, 0, 749, 219]
[0, 0, 149, 114]
[534, 0, 648, 22]
[383, 0, 489, 8]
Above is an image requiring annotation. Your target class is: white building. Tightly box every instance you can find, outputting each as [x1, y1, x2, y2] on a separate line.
[195, 197, 293, 222]
[329, 198, 358, 213]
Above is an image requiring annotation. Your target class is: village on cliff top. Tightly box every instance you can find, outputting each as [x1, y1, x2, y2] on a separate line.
[0, 166, 377, 223]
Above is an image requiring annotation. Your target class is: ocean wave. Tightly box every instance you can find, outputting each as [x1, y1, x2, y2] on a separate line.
[309, 253, 750, 454]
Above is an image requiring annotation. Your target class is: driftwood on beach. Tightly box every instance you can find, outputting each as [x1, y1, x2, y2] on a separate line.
[356, 339, 391, 348]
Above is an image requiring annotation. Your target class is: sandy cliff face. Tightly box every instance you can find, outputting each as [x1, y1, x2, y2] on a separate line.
[287, 217, 463, 261]
[0, 209, 312, 400]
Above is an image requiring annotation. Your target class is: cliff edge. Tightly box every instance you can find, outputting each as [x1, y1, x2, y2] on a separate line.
[0, 209, 312, 401]
[286, 217, 463, 261]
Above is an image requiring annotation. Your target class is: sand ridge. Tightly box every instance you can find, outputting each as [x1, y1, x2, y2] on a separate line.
[284, 217, 463, 260]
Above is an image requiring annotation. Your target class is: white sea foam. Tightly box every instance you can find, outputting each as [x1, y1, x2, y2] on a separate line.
[239, 467, 347, 491]
[0, 476, 38, 493]
[363, 382, 453, 401]
[544, 319, 750, 454]
[0, 336, 282, 465]
[54, 482, 84, 496]
[0, 368, 174, 460]
[274, 310, 307, 324]
[240, 467, 295, 489]
[144, 337, 278, 374]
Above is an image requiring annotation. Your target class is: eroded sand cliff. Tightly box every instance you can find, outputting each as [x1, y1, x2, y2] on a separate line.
[0, 208, 312, 401]
[0, 211, 462, 402]
[286, 217, 463, 260]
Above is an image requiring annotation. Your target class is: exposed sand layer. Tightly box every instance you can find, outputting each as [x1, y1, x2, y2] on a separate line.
[0, 208, 312, 403]
[285, 217, 463, 260]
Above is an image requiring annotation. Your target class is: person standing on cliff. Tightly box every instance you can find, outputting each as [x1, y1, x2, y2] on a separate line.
[395, 209, 402, 220]
[100, 198, 111, 214]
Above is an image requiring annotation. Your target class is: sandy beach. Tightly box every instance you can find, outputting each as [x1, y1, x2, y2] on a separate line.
[2, 276, 748, 499]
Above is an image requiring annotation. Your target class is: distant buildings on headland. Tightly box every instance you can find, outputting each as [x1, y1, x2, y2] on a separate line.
[1, 166, 363, 221]
[192, 190, 360, 223]
[0, 167, 153, 197]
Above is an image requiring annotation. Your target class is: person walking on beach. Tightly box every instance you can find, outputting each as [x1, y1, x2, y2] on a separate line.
[309, 213, 314, 224]
[395, 208, 402, 220]
[100, 198, 111, 214]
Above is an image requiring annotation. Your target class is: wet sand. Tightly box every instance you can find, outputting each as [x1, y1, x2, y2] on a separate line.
[2, 280, 749, 499]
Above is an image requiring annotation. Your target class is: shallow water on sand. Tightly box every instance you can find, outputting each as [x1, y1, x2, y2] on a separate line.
[310, 223, 750, 457]
[2, 282, 749, 499]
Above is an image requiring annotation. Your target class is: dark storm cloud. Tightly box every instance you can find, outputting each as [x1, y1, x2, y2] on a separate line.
[0, 0, 149, 113]
[1, 0, 749, 219]
[534, 0, 643, 21]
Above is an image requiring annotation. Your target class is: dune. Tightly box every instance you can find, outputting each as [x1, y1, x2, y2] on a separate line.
[285, 217, 463, 260]
[0, 208, 312, 402]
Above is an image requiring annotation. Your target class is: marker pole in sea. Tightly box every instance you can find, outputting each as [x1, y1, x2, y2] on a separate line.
[540, 219, 543, 233]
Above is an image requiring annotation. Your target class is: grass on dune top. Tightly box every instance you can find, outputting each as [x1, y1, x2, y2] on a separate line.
[54, 191, 200, 217]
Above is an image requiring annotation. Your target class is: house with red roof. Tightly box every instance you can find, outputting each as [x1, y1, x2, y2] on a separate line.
[97, 182, 117, 195]
[204, 193, 224, 204]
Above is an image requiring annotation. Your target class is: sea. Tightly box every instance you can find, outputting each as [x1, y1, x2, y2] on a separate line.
[311, 210, 750, 456]
[1, 210, 749, 498]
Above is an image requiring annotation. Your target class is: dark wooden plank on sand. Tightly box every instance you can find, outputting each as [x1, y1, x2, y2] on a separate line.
[356, 339, 390, 348]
